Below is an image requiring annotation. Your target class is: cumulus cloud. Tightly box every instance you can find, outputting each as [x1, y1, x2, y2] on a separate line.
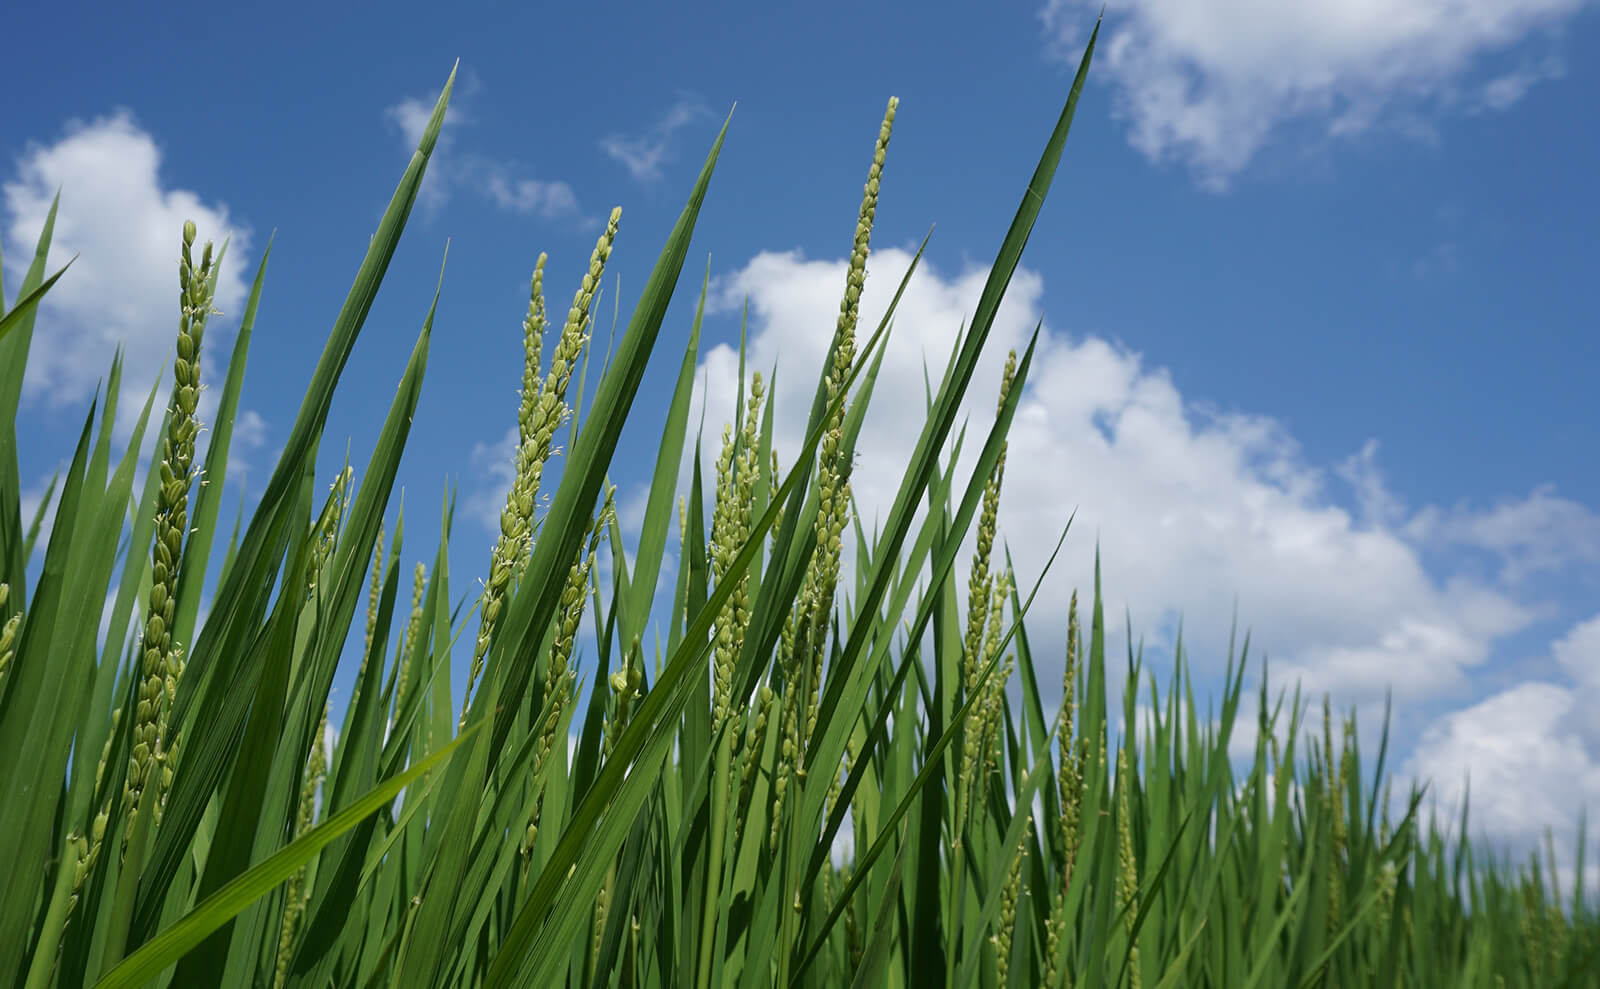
[680, 243, 1597, 854]
[1549, 613, 1600, 751]
[600, 97, 716, 183]
[2, 109, 255, 435]
[1402, 667, 1600, 889]
[1405, 681, 1599, 840]
[1038, 0, 1586, 189]
[2, 109, 273, 541]
[689, 247, 1588, 699]
[1552, 613, 1600, 689]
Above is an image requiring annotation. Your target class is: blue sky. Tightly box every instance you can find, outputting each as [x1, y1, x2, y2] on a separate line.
[5, 0, 1598, 881]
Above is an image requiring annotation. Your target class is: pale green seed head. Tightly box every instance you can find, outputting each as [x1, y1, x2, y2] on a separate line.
[122, 219, 219, 835]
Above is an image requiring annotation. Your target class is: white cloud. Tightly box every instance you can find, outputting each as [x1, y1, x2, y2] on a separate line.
[681, 244, 1597, 856]
[2, 109, 255, 438]
[465, 423, 522, 535]
[1403, 677, 1600, 867]
[1038, 0, 1587, 189]
[15, 471, 52, 527]
[232, 408, 270, 458]
[1477, 54, 1567, 110]
[1333, 440, 1407, 527]
[3, 109, 273, 566]
[483, 174, 580, 218]
[691, 247, 1588, 700]
[383, 95, 469, 215]
[462, 418, 581, 542]
[384, 87, 583, 224]
[616, 483, 651, 537]
[1550, 613, 1600, 755]
[384, 94, 460, 151]
[1551, 613, 1600, 689]
[600, 97, 715, 183]
[1406, 484, 1600, 585]
[17, 471, 62, 564]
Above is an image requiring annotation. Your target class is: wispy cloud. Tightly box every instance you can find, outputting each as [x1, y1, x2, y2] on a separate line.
[1476, 54, 1567, 111]
[482, 173, 580, 218]
[464, 423, 521, 536]
[384, 77, 584, 224]
[1409, 240, 1462, 278]
[1039, 0, 1585, 190]
[383, 94, 470, 215]
[1408, 484, 1600, 585]
[600, 97, 715, 183]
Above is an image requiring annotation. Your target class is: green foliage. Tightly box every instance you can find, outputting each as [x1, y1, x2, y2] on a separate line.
[1, 23, 1595, 989]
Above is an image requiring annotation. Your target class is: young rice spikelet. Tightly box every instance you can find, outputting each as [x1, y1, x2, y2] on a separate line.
[1043, 597, 1082, 989]
[963, 350, 1016, 693]
[464, 256, 549, 708]
[957, 352, 1017, 846]
[465, 212, 619, 722]
[994, 813, 1031, 989]
[798, 97, 897, 751]
[734, 685, 775, 845]
[1116, 745, 1141, 989]
[521, 491, 612, 861]
[350, 522, 385, 714]
[273, 702, 329, 989]
[1057, 590, 1083, 880]
[0, 583, 18, 691]
[709, 372, 764, 742]
[771, 98, 897, 855]
[519, 254, 549, 451]
[392, 560, 426, 728]
[979, 569, 1015, 785]
[120, 219, 217, 850]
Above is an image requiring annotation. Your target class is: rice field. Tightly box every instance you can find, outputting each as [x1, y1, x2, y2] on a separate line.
[1, 19, 1596, 988]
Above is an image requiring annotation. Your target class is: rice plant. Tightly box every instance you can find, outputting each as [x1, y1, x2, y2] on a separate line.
[1, 18, 1596, 988]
